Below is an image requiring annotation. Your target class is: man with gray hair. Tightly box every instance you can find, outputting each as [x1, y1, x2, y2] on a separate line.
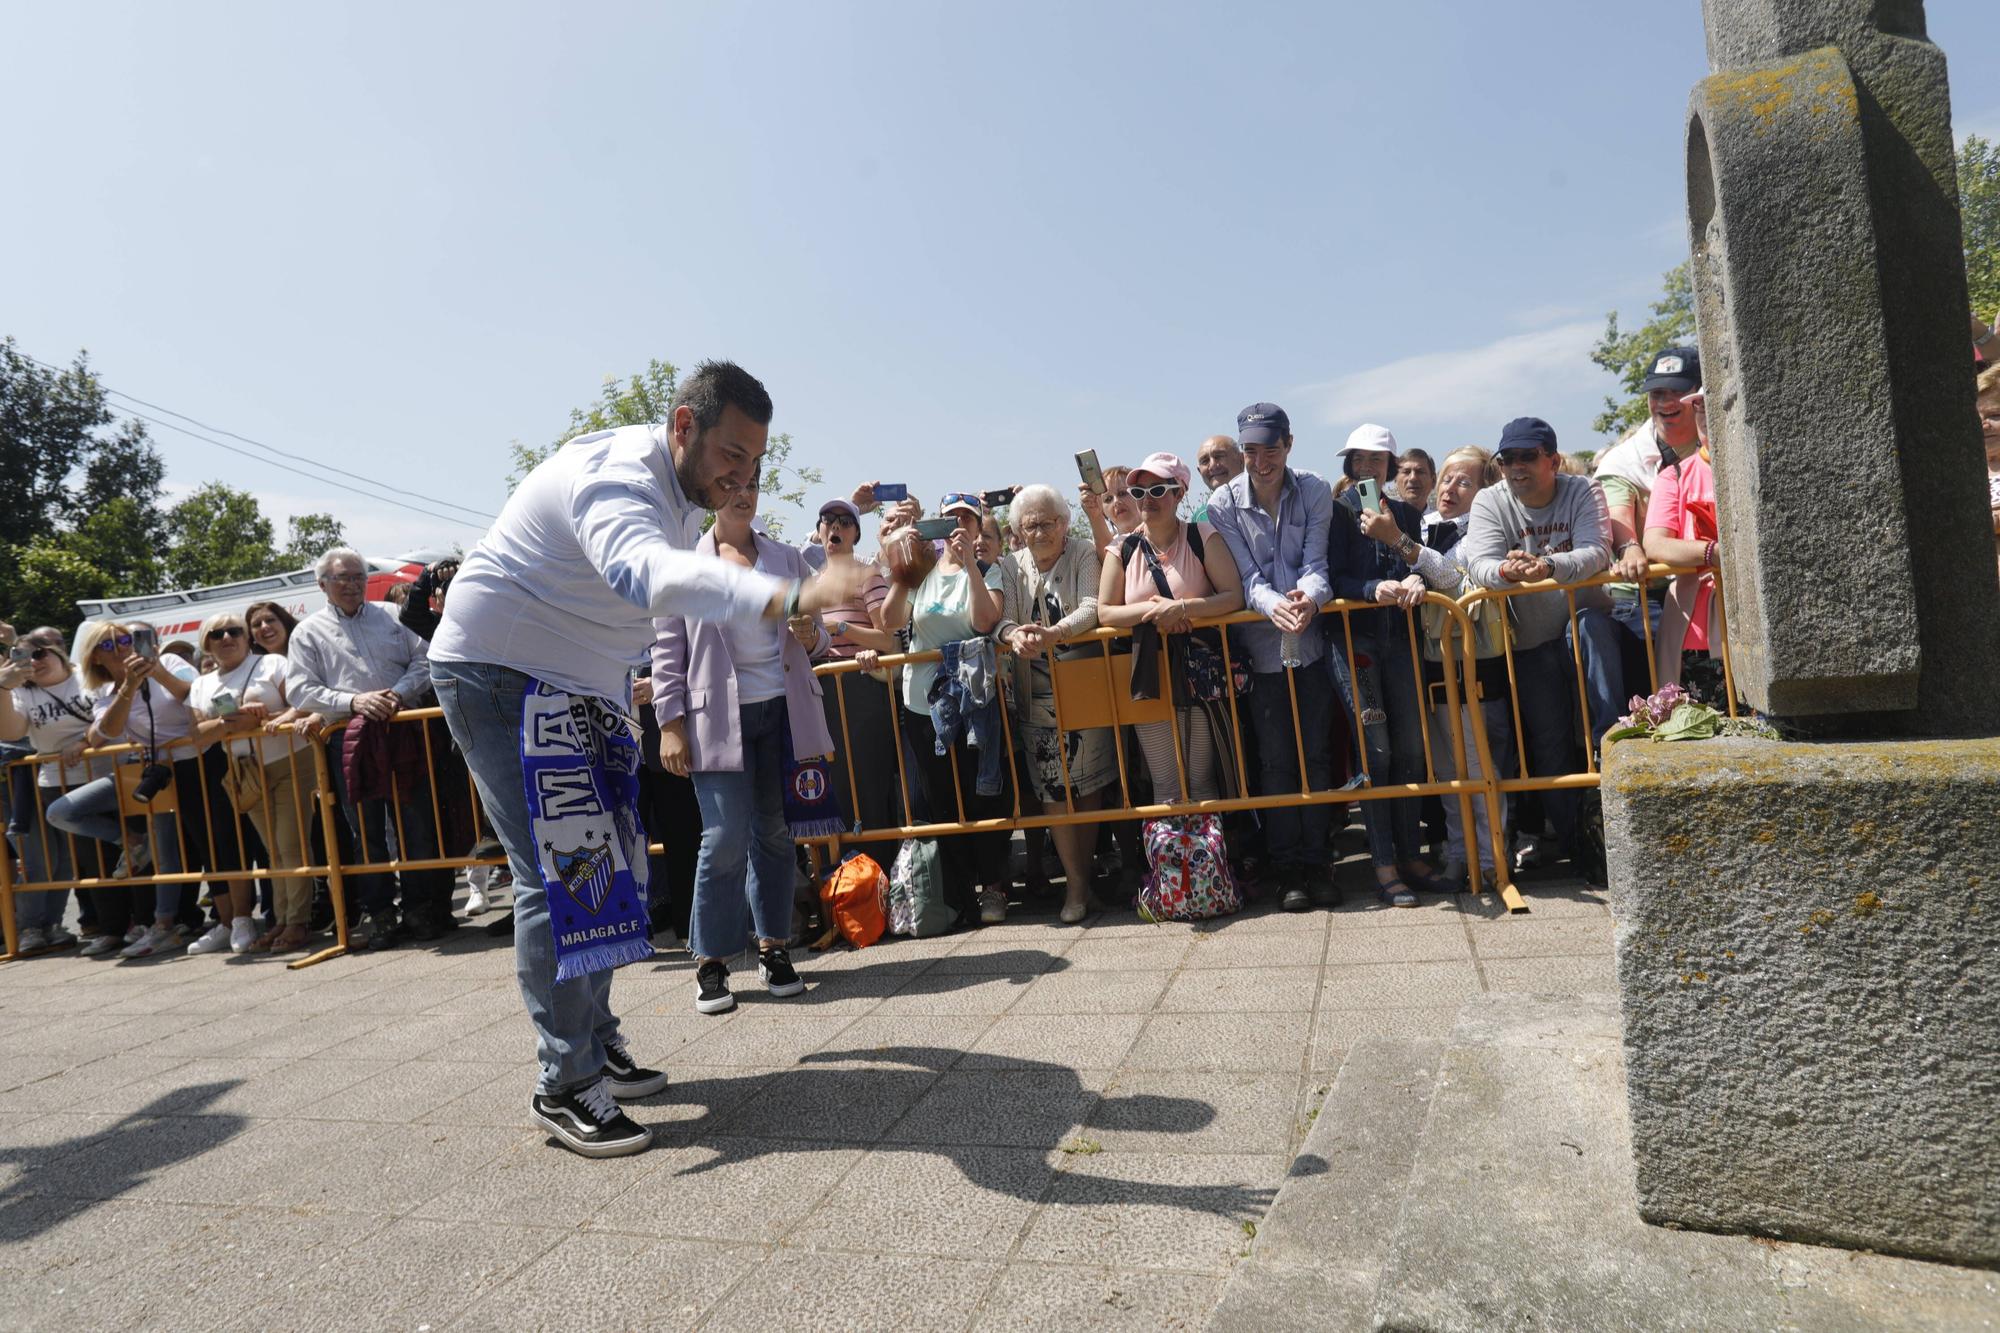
[287, 547, 451, 945]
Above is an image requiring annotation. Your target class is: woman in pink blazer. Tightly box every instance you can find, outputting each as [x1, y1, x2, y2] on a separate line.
[653, 487, 835, 1015]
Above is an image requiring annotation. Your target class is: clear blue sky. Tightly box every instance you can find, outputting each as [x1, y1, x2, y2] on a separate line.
[5, 1, 1998, 559]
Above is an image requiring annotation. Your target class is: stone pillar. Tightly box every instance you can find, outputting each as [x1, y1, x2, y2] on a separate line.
[1686, 0, 2000, 733]
[1606, 0, 2000, 1270]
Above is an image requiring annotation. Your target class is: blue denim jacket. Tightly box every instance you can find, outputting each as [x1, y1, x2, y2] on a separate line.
[928, 638, 1005, 797]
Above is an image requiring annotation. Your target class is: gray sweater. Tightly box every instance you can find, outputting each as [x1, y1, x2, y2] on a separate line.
[1461, 475, 1613, 650]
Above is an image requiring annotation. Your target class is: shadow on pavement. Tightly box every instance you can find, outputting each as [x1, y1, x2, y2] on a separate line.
[0, 1083, 247, 1243]
[656, 1045, 1274, 1222]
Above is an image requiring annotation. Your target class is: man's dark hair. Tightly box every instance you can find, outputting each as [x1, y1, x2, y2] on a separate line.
[671, 359, 773, 433]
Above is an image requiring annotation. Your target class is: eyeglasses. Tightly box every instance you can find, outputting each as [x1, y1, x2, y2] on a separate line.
[323, 572, 367, 586]
[1126, 483, 1182, 500]
[1495, 449, 1545, 467]
[205, 626, 246, 642]
[1017, 519, 1059, 535]
[95, 634, 135, 653]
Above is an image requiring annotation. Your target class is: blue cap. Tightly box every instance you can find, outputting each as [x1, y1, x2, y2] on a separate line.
[1497, 417, 1558, 455]
[1236, 403, 1291, 447]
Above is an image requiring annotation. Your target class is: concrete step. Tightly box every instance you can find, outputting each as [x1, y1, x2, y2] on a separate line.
[1372, 993, 1999, 1332]
[1207, 1037, 1446, 1331]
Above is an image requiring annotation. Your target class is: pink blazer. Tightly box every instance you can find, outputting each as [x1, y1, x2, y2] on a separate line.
[651, 531, 836, 772]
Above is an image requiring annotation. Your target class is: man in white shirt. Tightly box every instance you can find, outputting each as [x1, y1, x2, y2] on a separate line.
[431, 360, 864, 1159]
[287, 548, 451, 945]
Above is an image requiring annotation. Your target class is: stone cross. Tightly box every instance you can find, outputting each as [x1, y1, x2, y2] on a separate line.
[1688, 0, 2000, 735]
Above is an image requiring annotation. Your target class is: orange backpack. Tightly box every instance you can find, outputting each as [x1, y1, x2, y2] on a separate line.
[819, 853, 887, 949]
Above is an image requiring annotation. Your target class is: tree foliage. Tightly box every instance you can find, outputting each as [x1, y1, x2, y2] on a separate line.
[1595, 134, 2000, 438]
[1589, 263, 1695, 439]
[506, 358, 823, 537]
[163, 482, 277, 590]
[1961, 133, 2000, 319]
[279, 513, 347, 570]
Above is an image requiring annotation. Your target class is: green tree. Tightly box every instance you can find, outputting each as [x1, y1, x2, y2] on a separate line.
[163, 483, 276, 589]
[507, 358, 822, 536]
[7, 538, 112, 635]
[1960, 133, 2000, 318]
[1589, 262, 1695, 439]
[70, 498, 165, 600]
[0, 337, 169, 601]
[279, 512, 347, 570]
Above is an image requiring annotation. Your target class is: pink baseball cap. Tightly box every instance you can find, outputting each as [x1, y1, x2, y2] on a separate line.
[1129, 452, 1191, 491]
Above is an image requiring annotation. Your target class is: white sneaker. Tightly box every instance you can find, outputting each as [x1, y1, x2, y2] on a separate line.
[16, 926, 48, 952]
[122, 924, 146, 946]
[979, 887, 1008, 925]
[79, 933, 121, 957]
[44, 925, 76, 948]
[121, 924, 177, 959]
[229, 917, 257, 953]
[187, 924, 232, 955]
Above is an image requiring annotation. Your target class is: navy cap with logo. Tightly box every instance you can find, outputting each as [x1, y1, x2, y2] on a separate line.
[1496, 416, 1559, 456]
[1236, 403, 1292, 447]
[1640, 345, 1702, 393]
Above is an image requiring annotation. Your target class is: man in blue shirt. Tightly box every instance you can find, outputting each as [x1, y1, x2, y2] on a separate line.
[1206, 403, 1339, 911]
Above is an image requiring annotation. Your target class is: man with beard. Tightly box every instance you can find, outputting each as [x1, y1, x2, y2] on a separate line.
[431, 360, 865, 1158]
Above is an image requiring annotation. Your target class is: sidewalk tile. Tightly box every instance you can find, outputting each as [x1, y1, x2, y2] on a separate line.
[974, 1263, 1225, 1330]
[1467, 919, 1614, 959]
[788, 1145, 1053, 1259]
[1321, 924, 1475, 964]
[886, 1068, 1110, 1148]
[455, 1232, 763, 1333]
[1124, 1013, 1312, 1073]
[1481, 954, 1619, 993]
[411, 1130, 658, 1227]
[1086, 1071, 1300, 1156]
[1316, 960, 1483, 1009]
[703, 1251, 999, 1333]
[586, 1138, 866, 1243]
[1180, 931, 1326, 969]
[1020, 1150, 1287, 1273]
[1157, 967, 1320, 1014]
[1010, 968, 1173, 1015]
[962, 1014, 1146, 1070]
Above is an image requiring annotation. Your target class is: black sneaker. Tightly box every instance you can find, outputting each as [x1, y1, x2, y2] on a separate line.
[1309, 867, 1343, 910]
[757, 944, 805, 998]
[601, 1037, 669, 1100]
[695, 958, 736, 1014]
[530, 1079, 653, 1158]
[1277, 865, 1311, 913]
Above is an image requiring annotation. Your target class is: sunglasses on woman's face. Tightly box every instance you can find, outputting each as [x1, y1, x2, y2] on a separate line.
[206, 626, 246, 642]
[27, 648, 58, 662]
[1126, 482, 1181, 500]
[95, 634, 135, 653]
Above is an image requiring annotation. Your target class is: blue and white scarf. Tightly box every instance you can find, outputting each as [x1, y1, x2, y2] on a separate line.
[520, 679, 654, 982]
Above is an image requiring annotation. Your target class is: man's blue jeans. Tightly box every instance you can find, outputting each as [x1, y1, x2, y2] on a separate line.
[1247, 670, 1333, 868]
[1609, 590, 1664, 702]
[688, 697, 796, 960]
[1325, 620, 1425, 868]
[1509, 639, 1581, 855]
[1568, 604, 1627, 758]
[433, 659, 619, 1097]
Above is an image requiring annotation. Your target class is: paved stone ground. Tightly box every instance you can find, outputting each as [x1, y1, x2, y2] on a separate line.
[0, 870, 1615, 1331]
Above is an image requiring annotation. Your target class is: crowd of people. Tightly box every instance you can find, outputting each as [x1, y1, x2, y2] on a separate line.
[0, 345, 1736, 971]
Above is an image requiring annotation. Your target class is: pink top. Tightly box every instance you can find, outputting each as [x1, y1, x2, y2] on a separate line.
[820, 562, 889, 660]
[1119, 522, 1218, 605]
[1649, 452, 1717, 650]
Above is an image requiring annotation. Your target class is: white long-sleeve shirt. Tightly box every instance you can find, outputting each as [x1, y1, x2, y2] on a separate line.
[430, 423, 782, 701]
[286, 602, 432, 722]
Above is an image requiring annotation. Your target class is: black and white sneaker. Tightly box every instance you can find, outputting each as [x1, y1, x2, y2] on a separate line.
[757, 944, 804, 998]
[601, 1037, 669, 1100]
[695, 958, 736, 1014]
[529, 1078, 653, 1158]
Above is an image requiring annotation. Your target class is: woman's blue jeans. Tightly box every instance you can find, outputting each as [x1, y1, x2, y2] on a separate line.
[689, 697, 796, 961]
[433, 658, 621, 1098]
[8, 785, 104, 929]
[1325, 615, 1425, 868]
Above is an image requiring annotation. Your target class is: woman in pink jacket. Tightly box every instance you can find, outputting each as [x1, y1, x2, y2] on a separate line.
[653, 486, 835, 1016]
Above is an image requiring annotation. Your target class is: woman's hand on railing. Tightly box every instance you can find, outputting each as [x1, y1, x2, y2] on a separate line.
[1144, 597, 1192, 634]
[1007, 625, 1051, 656]
[855, 648, 882, 673]
[1375, 576, 1426, 609]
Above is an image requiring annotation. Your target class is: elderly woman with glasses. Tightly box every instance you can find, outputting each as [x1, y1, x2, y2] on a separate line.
[0, 627, 116, 950]
[1097, 453, 1245, 806]
[186, 611, 317, 952]
[993, 484, 1115, 922]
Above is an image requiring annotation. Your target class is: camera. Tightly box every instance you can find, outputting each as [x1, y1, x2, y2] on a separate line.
[132, 761, 174, 804]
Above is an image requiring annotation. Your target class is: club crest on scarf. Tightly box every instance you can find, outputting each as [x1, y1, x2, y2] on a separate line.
[520, 680, 654, 982]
